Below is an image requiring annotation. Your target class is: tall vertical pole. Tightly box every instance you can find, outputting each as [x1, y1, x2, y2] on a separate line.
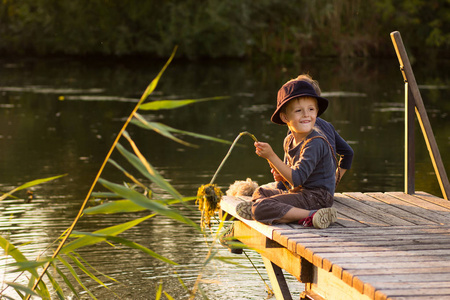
[391, 31, 450, 200]
[405, 82, 415, 194]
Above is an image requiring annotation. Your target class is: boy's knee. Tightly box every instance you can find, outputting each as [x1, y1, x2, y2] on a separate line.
[251, 200, 267, 222]
[251, 186, 264, 200]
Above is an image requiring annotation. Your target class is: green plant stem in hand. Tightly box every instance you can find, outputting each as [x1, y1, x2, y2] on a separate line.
[209, 131, 257, 185]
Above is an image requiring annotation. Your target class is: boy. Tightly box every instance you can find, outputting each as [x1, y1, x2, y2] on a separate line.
[236, 80, 337, 229]
[284, 74, 353, 185]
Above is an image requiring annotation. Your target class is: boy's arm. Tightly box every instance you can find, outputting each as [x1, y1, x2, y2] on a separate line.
[334, 131, 354, 170]
[255, 142, 294, 186]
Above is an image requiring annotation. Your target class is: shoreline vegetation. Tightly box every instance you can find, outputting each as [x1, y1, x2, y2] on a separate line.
[1, 0, 449, 62]
[0, 49, 235, 299]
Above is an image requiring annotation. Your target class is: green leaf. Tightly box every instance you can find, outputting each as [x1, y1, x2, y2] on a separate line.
[85, 196, 196, 215]
[71, 232, 178, 265]
[174, 271, 189, 292]
[98, 179, 199, 229]
[54, 261, 79, 298]
[156, 283, 163, 300]
[45, 264, 65, 300]
[132, 116, 196, 147]
[73, 252, 118, 283]
[164, 125, 231, 145]
[203, 248, 219, 266]
[103, 235, 178, 265]
[132, 114, 231, 146]
[3, 282, 39, 298]
[9, 260, 49, 273]
[58, 255, 97, 299]
[0, 236, 39, 278]
[84, 199, 147, 214]
[163, 291, 175, 300]
[114, 143, 182, 200]
[91, 192, 122, 198]
[0, 174, 66, 201]
[62, 214, 154, 253]
[67, 253, 109, 289]
[140, 47, 178, 103]
[139, 96, 228, 111]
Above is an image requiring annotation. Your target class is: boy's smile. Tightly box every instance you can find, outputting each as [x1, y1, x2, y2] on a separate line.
[280, 96, 318, 142]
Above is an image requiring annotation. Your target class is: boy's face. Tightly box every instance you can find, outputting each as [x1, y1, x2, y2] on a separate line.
[280, 97, 318, 136]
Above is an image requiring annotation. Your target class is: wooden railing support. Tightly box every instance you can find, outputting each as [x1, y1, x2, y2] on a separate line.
[404, 82, 415, 194]
[391, 31, 450, 200]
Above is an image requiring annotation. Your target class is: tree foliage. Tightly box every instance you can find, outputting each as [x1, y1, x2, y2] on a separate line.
[1, 0, 448, 60]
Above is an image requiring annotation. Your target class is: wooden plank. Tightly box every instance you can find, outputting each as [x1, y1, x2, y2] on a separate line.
[387, 192, 450, 213]
[315, 248, 450, 259]
[370, 281, 450, 290]
[286, 224, 450, 237]
[356, 272, 450, 283]
[365, 192, 450, 225]
[292, 238, 450, 250]
[335, 193, 415, 226]
[344, 192, 434, 225]
[363, 277, 450, 299]
[272, 229, 323, 248]
[288, 231, 450, 243]
[320, 253, 450, 266]
[312, 249, 450, 273]
[339, 262, 450, 293]
[333, 200, 389, 227]
[414, 191, 450, 208]
[308, 266, 372, 300]
[338, 260, 450, 271]
[345, 266, 450, 276]
[382, 288, 450, 297]
[388, 296, 450, 300]
[334, 211, 368, 228]
[287, 225, 450, 258]
[296, 243, 450, 257]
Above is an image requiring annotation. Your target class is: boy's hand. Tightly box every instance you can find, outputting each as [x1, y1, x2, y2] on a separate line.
[254, 141, 274, 160]
[271, 169, 284, 181]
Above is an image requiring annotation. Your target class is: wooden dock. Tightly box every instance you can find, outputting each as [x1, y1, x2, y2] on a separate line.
[220, 191, 450, 300]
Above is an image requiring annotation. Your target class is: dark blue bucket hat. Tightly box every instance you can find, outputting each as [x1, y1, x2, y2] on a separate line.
[271, 80, 329, 125]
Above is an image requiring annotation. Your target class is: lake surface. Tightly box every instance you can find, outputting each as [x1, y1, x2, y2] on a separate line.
[0, 56, 449, 299]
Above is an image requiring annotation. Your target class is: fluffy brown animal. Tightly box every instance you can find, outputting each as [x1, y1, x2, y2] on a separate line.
[226, 178, 258, 197]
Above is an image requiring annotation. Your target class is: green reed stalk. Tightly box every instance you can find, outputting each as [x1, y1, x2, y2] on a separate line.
[27, 48, 178, 299]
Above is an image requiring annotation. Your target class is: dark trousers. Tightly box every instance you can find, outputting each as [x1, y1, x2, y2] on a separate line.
[251, 186, 333, 225]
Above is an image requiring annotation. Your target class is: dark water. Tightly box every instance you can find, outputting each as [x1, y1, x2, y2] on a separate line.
[0, 56, 449, 299]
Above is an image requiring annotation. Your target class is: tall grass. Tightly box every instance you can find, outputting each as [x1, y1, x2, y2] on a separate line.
[0, 48, 233, 299]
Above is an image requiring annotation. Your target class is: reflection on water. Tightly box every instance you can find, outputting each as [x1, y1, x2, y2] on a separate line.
[0, 57, 449, 299]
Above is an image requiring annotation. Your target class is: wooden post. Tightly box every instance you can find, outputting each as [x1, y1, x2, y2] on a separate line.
[405, 82, 415, 194]
[261, 256, 293, 300]
[391, 31, 450, 200]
